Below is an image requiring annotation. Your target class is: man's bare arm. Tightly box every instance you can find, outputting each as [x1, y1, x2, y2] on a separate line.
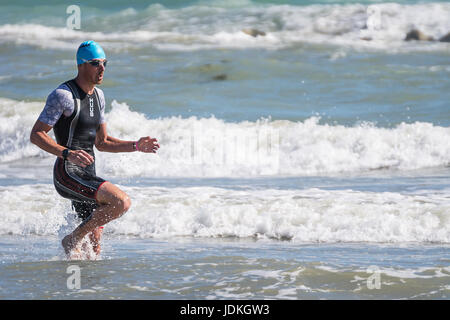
[30, 120, 94, 167]
[95, 123, 159, 153]
[30, 120, 65, 158]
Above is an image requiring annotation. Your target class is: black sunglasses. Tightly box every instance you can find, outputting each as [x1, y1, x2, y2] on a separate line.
[86, 59, 107, 67]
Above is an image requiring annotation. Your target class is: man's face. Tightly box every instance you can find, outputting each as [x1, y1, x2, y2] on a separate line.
[80, 59, 106, 85]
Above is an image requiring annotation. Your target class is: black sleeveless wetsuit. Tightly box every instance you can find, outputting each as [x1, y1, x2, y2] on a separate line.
[52, 79, 107, 220]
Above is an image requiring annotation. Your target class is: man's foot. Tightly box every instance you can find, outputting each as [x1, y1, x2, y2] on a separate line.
[62, 235, 74, 254]
[91, 241, 101, 256]
[61, 234, 81, 259]
[80, 239, 96, 260]
[62, 227, 103, 260]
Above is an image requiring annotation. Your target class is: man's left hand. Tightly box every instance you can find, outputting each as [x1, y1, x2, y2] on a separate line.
[137, 136, 160, 153]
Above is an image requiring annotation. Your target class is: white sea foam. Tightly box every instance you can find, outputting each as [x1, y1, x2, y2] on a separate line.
[0, 98, 50, 163]
[3, 98, 449, 177]
[0, 2, 449, 52]
[0, 184, 448, 243]
[325, 265, 450, 280]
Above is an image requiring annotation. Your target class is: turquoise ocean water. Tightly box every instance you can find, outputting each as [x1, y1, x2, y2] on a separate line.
[0, 0, 449, 299]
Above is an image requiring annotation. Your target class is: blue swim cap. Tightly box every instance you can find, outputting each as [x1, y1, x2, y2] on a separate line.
[76, 40, 106, 65]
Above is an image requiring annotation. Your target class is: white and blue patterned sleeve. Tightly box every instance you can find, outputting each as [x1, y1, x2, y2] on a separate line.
[96, 88, 106, 124]
[37, 85, 74, 126]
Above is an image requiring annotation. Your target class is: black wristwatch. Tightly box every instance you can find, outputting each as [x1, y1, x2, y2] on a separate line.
[62, 148, 70, 160]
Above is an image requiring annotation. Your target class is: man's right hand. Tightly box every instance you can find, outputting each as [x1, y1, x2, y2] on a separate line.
[66, 149, 95, 167]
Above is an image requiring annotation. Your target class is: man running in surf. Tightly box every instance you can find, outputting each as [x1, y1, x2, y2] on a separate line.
[30, 40, 160, 259]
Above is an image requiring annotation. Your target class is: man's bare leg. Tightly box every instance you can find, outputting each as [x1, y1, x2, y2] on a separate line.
[78, 227, 103, 259]
[62, 182, 131, 257]
[88, 227, 103, 255]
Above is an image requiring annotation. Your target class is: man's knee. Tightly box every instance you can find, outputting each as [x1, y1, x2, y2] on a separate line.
[118, 195, 131, 214]
[108, 195, 130, 220]
[96, 182, 131, 216]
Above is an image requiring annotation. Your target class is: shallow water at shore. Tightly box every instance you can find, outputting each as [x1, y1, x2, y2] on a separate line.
[0, 236, 448, 299]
